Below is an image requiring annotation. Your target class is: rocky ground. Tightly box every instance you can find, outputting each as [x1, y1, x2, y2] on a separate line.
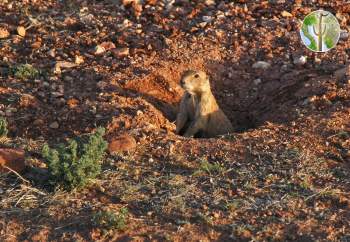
[0, 0, 350, 241]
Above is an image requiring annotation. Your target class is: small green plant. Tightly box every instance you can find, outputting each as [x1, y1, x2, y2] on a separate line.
[42, 127, 107, 190]
[194, 212, 213, 225]
[0, 117, 8, 137]
[92, 208, 129, 231]
[194, 159, 224, 176]
[12, 64, 39, 80]
[225, 200, 243, 212]
[300, 177, 313, 190]
[335, 131, 349, 139]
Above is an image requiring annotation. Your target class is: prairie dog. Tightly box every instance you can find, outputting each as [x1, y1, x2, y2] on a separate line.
[176, 70, 233, 138]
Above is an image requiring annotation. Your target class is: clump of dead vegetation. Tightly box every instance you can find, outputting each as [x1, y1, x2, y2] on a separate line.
[42, 127, 107, 190]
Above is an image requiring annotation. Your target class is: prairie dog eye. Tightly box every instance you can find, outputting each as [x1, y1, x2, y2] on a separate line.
[194, 74, 199, 78]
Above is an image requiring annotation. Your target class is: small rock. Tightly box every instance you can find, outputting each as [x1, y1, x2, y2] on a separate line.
[215, 29, 225, 39]
[99, 41, 116, 51]
[314, 57, 321, 64]
[198, 22, 207, 28]
[0, 27, 10, 39]
[49, 121, 59, 129]
[95, 41, 115, 55]
[336, 13, 347, 25]
[227, 72, 234, 78]
[281, 11, 293, 17]
[64, 75, 74, 82]
[33, 119, 44, 126]
[0, 148, 26, 174]
[94, 45, 106, 55]
[48, 49, 56, 57]
[205, 0, 215, 6]
[243, 4, 248, 13]
[53, 67, 61, 74]
[133, 1, 143, 17]
[218, 11, 227, 18]
[75, 55, 84, 65]
[57, 61, 77, 69]
[63, 16, 76, 26]
[31, 41, 41, 49]
[164, 37, 172, 46]
[17, 26, 26, 37]
[202, 16, 213, 23]
[111, 47, 130, 58]
[108, 134, 137, 153]
[218, 1, 225, 10]
[340, 30, 349, 41]
[252, 61, 271, 70]
[122, 0, 142, 17]
[293, 55, 307, 66]
[80, 13, 95, 25]
[253, 78, 262, 85]
[165, 0, 175, 10]
[51, 92, 64, 98]
[120, 19, 131, 29]
[54, 61, 77, 74]
[281, 64, 289, 72]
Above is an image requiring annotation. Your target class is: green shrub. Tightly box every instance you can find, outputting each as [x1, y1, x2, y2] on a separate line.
[0, 117, 8, 137]
[92, 208, 129, 231]
[12, 64, 39, 80]
[42, 127, 108, 190]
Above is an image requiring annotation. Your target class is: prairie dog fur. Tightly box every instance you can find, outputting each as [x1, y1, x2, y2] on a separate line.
[176, 70, 233, 138]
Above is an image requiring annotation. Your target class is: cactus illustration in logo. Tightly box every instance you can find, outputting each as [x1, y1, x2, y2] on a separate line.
[300, 10, 340, 52]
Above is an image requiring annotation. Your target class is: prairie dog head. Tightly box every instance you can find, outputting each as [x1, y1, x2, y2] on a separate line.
[180, 70, 211, 94]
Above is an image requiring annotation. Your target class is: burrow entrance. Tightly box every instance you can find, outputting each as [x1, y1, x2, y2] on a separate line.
[122, 60, 326, 134]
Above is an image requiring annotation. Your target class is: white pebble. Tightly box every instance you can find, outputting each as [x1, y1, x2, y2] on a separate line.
[252, 61, 271, 70]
